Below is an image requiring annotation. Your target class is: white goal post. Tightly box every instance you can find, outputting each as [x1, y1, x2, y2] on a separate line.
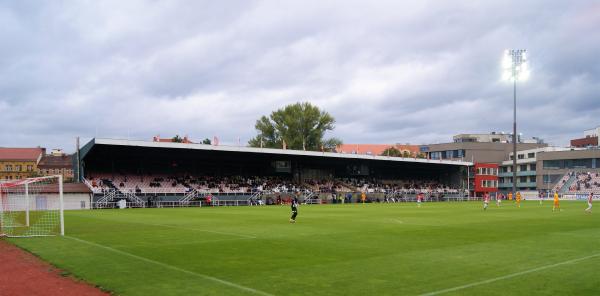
[0, 175, 64, 237]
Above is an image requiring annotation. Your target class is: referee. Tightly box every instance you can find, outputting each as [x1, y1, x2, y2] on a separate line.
[290, 198, 299, 223]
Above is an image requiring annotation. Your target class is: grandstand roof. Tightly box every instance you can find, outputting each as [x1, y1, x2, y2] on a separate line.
[81, 138, 471, 166]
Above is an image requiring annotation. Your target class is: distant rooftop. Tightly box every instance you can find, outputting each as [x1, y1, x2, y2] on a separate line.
[0, 147, 45, 161]
[453, 132, 543, 144]
[336, 144, 420, 156]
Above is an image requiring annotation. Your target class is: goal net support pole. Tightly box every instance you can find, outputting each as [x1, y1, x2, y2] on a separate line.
[60, 174, 64, 236]
[25, 183, 29, 227]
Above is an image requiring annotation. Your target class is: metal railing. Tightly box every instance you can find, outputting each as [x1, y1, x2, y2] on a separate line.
[155, 201, 203, 208]
[179, 188, 201, 203]
[91, 201, 147, 209]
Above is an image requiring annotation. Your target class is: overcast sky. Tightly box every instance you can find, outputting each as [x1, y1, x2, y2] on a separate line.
[1, 1, 599, 152]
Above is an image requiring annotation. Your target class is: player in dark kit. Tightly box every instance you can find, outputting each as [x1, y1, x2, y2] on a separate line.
[290, 198, 299, 223]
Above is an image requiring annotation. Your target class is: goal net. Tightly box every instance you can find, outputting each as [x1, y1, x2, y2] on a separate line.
[0, 175, 64, 237]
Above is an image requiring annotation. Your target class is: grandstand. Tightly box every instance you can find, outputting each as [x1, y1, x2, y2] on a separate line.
[78, 138, 470, 207]
[553, 171, 600, 195]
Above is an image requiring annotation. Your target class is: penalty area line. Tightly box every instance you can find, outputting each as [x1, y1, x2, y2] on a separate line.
[420, 253, 600, 296]
[64, 236, 274, 296]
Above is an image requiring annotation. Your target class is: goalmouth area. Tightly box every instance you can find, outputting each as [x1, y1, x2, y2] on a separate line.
[5, 201, 600, 296]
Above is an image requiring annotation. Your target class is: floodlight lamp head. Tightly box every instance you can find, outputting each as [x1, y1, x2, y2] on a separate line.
[502, 49, 529, 82]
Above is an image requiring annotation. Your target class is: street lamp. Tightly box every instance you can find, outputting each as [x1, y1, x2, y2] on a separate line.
[502, 49, 529, 198]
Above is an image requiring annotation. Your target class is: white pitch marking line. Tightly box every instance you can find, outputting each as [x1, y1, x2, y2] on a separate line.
[65, 236, 274, 296]
[148, 223, 257, 239]
[420, 253, 600, 296]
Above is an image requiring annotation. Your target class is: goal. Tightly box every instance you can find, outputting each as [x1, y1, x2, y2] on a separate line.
[0, 175, 64, 237]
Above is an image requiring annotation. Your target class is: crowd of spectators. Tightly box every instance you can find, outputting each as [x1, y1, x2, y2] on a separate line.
[552, 171, 600, 194]
[568, 171, 600, 193]
[85, 172, 461, 197]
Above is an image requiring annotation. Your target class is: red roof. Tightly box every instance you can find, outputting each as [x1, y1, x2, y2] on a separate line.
[0, 181, 91, 194]
[336, 144, 420, 156]
[0, 148, 44, 161]
[38, 155, 73, 169]
[153, 136, 194, 144]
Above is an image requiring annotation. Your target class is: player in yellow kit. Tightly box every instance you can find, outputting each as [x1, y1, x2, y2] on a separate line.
[553, 191, 560, 212]
[516, 191, 522, 208]
[508, 192, 513, 201]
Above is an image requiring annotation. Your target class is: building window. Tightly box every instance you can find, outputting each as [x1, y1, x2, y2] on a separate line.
[519, 165, 527, 172]
[481, 180, 498, 188]
[519, 176, 527, 183]
[5, 165, 12, 171]
[530, 164, 536, 171]
[27, 165, 33, 171]
[15, 165, 22, 171]
[543, 160, 562, 169]
[477, 167, 497, 175]
[528, 152, 535, 158]
[518, 154, 525, 160]
[545, 158, 594, 169]
[530, 176, 536, 182]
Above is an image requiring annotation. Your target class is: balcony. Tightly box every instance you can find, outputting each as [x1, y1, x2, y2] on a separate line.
[498, 182, 537, 188]
[498, 171, 536, 177]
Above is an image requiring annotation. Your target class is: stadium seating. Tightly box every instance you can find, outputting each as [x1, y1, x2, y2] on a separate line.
[84, 173, 458, 197]
[553, 171, 600, 194]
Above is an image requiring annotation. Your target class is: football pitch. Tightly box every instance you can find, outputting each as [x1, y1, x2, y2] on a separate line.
[8, 201, 600, 295]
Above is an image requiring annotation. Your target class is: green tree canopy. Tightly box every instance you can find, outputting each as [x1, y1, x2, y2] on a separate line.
[380, 147, 402, 157]
[248, 102, 342, 151]
[172, 135, 183, 143]
[202, 138, 211, 145]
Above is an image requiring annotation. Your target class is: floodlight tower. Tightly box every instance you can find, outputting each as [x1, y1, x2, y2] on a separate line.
[502, 49, 529, 198]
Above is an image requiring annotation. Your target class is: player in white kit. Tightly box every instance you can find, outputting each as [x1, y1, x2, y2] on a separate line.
[585, 193, 593, 213]
[483, 193, 490, 211]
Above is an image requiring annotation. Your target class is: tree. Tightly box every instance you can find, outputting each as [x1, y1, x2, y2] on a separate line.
[402, 150, 411, 158]
[380, 147, 402, 157]
[172, 135, 183, 143]
[202, 138, 211, 145]
[416, 152, 427, 159]
[248, 102, 341, 151]
[322, 137, 343, 152]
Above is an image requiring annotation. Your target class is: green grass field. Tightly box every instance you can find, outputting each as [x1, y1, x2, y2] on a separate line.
[7, 201, 600, 295]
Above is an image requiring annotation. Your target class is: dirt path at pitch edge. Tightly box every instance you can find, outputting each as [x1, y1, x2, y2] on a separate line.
[0, 239, 110, 296]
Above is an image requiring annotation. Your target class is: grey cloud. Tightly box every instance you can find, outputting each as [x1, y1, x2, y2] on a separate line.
[0, 0, 599, 151]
